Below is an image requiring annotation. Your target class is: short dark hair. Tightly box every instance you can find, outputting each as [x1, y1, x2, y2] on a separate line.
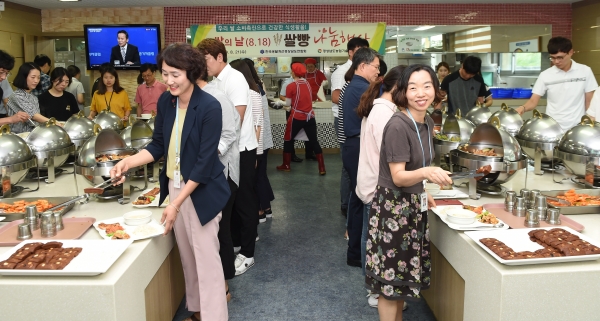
[67, 65, 80, 77]
[157, 43, 206, 85]
[347, 37, 369, 52]
[13, 63, 42, 91]
[547, 36, 572, 54]
[378, 60, 388, 77]
[197, 38, 228, 63]
[34, 54, 51, 68]
[117, 30, 129, 39]
[351, 47, 379, 71]
[140, 63, 157, 74]
[49, 67, 72, 88]
[230, 59, 260, 93]
[356, 65, 406, 118]
[0, 50, 15, 71]
[462, 56, 482, 75]
[393, 64, 444, 109]
[97, 65, 124, 95]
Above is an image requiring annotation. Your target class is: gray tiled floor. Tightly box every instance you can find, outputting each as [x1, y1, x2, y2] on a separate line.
[175, 153, 437, 321]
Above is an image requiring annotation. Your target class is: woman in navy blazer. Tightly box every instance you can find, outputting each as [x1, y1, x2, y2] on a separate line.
[111, 43, 229, 321]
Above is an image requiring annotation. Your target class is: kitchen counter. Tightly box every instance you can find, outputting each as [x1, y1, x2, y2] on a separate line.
[0, 171, 181, 321]
[423, 167, 600, 321]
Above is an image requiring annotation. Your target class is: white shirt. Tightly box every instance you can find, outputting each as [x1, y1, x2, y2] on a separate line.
[65, 78, 85, 109]
[586, 87, 600, 120]
[330, 59, 352, 118]
[212, 64, 257, 152]
[532, 60, 598, 131]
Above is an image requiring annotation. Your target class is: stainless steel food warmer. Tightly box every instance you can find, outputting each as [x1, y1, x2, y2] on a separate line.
[64, 111, 95, 155]
[489, 103, 523, 136]
[449, 117, 528, 199]
[465, 103, 492, 126]
[0, 125, 39, 197]
[25, 118, 75, 183]
[93, 107, 124, 132]
[433, 109, 475, 168]
[555, 115, 600, 188]
[516, 109, 564, 175]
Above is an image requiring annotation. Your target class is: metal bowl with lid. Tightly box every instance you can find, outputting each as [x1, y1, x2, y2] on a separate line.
[430, 107, 448, 133]
[449, 117, 527, 199]
[465, 103, 492, 126]
[433, 109, 475, 167]
[516, 109, 564, 175]
[94, 108, 124, 132]
[146, 114, 156, 131]
[74, 127, 145, 204]
[120, 116, 153, 150]
[0, 125, 38, 197]
[25, 118, 75, 183]
[64, 111, 95, 153]
[489, 103, 523, 136]
[556, 115, 600, 181]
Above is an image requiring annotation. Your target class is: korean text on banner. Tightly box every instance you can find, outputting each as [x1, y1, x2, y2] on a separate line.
[190, 23, 386, 58]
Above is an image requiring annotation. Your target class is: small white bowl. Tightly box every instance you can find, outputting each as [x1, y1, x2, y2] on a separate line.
[140, 114, 152, 120]
[445, 208, 477, 225]
[426, 183, 441, 195]
[123, 210, 152, 226]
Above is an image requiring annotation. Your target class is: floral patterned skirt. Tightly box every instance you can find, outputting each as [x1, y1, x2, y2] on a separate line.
[364, 186, 431, 301]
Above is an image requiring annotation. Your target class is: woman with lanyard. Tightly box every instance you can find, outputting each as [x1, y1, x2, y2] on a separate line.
[365, 64, 451, 321]
[304, 58, 327, 101]
[276, 63, 326, 175]
[88, 65, 131, 122]
[111, 43, 230, 321]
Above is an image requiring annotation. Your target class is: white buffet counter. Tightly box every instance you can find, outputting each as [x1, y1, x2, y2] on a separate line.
[0, 172, 181, 321]
[424, 167, 600, 321]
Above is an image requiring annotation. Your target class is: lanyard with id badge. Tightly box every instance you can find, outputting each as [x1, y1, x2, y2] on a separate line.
[406, 109, 432, 212]
[173, 98, 182, 188]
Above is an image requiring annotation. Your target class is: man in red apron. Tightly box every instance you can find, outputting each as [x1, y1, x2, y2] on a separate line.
[276, 63, 326, 175]
[304, 58, 327, 102]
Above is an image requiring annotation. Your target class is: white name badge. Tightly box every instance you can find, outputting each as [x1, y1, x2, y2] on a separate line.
[420, 192, 428, 212]
[173, 170, 181, 189]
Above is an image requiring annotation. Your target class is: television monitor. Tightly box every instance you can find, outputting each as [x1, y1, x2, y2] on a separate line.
[83, 24, 161, 70]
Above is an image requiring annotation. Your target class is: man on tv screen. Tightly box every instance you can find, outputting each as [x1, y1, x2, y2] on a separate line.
[110, 30, 140, 66]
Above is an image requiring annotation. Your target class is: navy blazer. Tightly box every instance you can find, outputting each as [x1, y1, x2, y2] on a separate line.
[145, 85, 230, 226]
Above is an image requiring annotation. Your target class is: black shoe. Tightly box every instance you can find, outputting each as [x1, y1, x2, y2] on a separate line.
[347, 259, 362, 267]
[305, 154, 317, 160]
[341, 207, 347, 217]
[264, 208, 272, 218]
[291, 155, 303, 162]
[259, 213, 267, 223]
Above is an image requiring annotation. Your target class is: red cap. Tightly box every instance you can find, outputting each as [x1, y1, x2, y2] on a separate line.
[291, 63, 306, 77]
[304, 58, 317, 65]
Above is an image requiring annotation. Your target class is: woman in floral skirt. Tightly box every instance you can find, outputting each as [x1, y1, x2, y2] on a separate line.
[365, 64, 452, 321]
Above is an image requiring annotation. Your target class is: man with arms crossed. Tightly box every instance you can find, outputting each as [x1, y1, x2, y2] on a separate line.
[516, 36, 597, 131]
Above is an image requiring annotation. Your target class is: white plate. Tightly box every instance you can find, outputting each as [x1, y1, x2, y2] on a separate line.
[465, 227, 600, 266]
[132, 188, 167, 208]
[93, 216, 165, 241]
[0, 239, 133, 276]
[430, 205, 509, 231]
[432, 190, 470, 199]
[0, 217, 5, 222]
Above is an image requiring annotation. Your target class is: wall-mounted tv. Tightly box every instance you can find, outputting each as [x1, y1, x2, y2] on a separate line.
[83, 24, 161, 70]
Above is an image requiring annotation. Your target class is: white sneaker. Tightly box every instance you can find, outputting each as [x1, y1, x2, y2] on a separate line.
[367, 293, 379, 308]
[403, 301, 408, 311]
[255, 235, 260, 242]
[234, 254, 254, 275]
[233, 246, 241, 254]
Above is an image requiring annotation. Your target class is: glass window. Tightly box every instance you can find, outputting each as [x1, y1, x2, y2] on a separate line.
[514, 53, 541, 71]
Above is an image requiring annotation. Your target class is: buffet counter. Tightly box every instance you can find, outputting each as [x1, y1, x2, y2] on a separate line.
[0, 173, 181, 321]
[423, 168, 600, 321]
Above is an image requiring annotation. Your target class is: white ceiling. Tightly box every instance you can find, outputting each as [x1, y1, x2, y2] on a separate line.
[7, 0, 581, 10]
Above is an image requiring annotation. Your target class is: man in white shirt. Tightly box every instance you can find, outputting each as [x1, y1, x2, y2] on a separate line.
[330, 37, 369, 217]
[516, 37, 597, 131]
[197, 38, 258, 277]
[587, 88, 600, 120]
[66, 65, 85, 110]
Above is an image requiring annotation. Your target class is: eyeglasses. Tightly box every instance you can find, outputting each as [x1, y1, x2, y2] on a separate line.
[366, 63, 380, 71]
[0, 71, 11, 78]
[549, 55, 568, 61]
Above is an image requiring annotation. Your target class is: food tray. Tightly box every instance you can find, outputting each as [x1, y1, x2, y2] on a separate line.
[483, 203, 584, 232]
[0, 218, 96, 246]
[0, 196, 79, 222]
[93, 216, 164, 241]
[430, 205, 509, 231]
[0, 239, 133, 276]
[432, 190, 470, 199]
[541, 189, 600, 215]
[465, 227, 600, 266]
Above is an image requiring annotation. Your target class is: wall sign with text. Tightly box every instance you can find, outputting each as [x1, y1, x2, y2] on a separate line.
[190, 23, 386, 57]
[509, 38, 541, 52]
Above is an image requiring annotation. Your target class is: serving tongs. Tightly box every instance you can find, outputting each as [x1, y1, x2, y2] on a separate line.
[545, 196, 572, 206]
[44, 194, 91, 213]
[450, 170, 485, 180]
[83, 175, 128, 194]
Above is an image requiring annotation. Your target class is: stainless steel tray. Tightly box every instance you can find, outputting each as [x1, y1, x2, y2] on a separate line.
[541, 189, 600, 215]
[0, 196, 79, 222]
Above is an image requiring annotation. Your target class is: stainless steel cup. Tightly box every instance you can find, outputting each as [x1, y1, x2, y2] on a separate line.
[546, 208, 561, 225]
[53, 212, 64, 231]
[40, 212, 55, 226]
[17, 223, 32, 240]
[24, 205, 37, 218]
[529, 190, 541, 208]
[40, 222, 56, 238]
[505, 191, 517, 204]
[524, 209, 540, 227]
[513, 207, 526, 217]
[534, 195, 547, 208]
[24, 215, 39, 231]
[521, 189, 531, 208]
